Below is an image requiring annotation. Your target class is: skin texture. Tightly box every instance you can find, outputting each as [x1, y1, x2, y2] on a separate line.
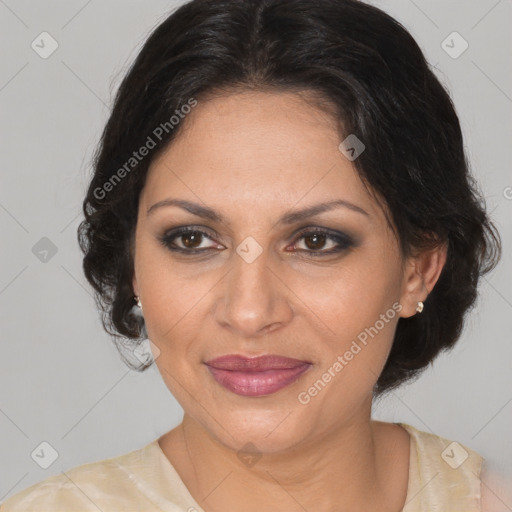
[131, 90, 447, 511]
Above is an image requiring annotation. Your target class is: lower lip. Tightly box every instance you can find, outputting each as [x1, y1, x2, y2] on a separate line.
[205, 364, 311, 397]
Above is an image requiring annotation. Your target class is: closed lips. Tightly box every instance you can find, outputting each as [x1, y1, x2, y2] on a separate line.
[204, 355, 311, 371]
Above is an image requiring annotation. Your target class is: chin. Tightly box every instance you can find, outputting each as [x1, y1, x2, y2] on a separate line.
[199, 406, 312, 455]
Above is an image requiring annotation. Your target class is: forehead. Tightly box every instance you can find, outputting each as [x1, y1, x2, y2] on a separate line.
[141, 90, 381, 223]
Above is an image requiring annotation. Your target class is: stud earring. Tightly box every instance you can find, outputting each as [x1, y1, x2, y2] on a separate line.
[135, 296, 142, 312]
[416, 301, 424, 314]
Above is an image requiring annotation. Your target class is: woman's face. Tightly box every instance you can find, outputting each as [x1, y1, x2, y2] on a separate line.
[132, 90, 421, 453]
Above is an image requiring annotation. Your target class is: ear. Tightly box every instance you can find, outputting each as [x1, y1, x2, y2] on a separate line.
[399, 240, 448, 318]
[132, 273, 139, 297]
[132, 272, 139, 297]
[130, 232, 139, 297]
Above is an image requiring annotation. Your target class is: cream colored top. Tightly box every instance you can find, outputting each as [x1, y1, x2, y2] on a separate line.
[0, 422, 506, 511]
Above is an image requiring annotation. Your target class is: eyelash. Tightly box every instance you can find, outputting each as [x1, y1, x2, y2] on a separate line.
[158, 226, 354, 257]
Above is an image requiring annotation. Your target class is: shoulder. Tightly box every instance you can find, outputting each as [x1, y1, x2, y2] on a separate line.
[0, 442, 154, 512]
[398, 421, 484, 469]
[398, 423, 512, 511]
[397, 422, 483, 510]
[480, 461, 512, 512]
[0, 472, 93, 512]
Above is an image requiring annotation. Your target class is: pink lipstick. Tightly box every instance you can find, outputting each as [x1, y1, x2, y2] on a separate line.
[204, 354, 311, 397]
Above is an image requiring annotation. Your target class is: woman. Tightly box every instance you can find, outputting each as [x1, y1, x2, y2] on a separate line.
[1, 0, 509, 510]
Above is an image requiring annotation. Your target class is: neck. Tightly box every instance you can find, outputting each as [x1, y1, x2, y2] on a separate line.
[160, 403, 408, 511]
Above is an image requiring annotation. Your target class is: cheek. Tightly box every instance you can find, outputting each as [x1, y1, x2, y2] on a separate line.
[289, 254, 402, 395]
[135, 244, 215, 336]
[287, 252, 401, 336]
[295, 310, 398, 424]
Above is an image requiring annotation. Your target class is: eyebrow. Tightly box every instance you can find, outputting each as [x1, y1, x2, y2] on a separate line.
[146, 198, 369, 225]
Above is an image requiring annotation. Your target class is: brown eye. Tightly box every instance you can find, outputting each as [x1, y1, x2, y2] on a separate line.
[159, 227, 220, 253]
[291, 228, 354, 255]
[181, 232, 204, 249]
[303, 233, 329, 251]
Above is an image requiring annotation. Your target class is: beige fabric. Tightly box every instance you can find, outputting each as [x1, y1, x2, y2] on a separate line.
[0, 422, 483, 511]
[398, 422, 482, 511]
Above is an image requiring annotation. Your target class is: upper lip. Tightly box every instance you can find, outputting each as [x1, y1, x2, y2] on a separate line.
[204, 354, 311, 371]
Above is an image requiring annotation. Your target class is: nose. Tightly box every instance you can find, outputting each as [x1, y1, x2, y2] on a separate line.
[214, 249, 294, 338]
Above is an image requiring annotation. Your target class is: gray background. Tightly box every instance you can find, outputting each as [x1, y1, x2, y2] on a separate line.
[1, 0, 511, 501]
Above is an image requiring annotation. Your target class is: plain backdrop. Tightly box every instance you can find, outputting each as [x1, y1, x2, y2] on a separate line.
[1, 0, 511, 501]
